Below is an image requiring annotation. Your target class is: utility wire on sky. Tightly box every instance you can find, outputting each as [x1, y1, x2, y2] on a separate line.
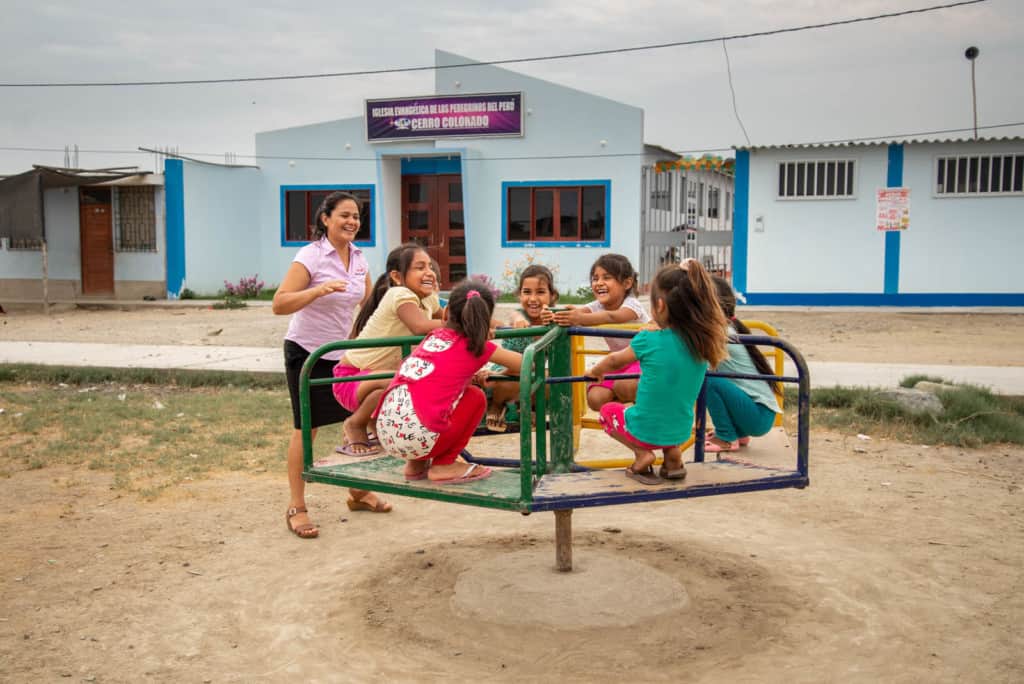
[0, 0, 987, 88]
[1, 121, 1021, 163]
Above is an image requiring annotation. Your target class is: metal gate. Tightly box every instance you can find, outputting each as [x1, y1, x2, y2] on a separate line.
[639, 165, 733, 286]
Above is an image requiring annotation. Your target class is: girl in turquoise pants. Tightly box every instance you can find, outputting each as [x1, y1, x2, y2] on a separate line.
[705, 277, 782, 453]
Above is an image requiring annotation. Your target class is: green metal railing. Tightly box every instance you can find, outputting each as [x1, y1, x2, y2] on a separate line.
[298, 325, 563, 511]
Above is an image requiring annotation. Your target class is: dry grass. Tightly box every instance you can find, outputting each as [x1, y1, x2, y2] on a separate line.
[0, 380, 299, 497]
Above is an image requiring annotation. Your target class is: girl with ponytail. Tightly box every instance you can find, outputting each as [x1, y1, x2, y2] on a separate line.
[372, 279, 524, 484]
[332, 243, 443, 462]
[703, 276, 783, 453]
[588, 259, 728, 485]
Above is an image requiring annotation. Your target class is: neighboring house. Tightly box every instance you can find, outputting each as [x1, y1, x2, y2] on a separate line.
[639, 156, 735, 282]
[164, 49, 648, 297]
[0, 167, 165, 301]
[732, 137, 1024, 305]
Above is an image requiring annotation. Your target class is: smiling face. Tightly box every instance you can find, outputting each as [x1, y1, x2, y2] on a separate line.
[391, 249, 435, 299]
[518, 276, 553, 323]
[322, 198, 361, 245]
[590, 266, 631, 309]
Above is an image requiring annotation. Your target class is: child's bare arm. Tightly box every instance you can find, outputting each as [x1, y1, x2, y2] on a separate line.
[396, 302, 444, 335]
[489, 347, 523, 375]
[588, 348, 637, 382]
[553, 305, 638, 327]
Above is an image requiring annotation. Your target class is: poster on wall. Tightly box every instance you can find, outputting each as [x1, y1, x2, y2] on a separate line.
[876, 188, 910, 231]
[365, 92, 523, 142]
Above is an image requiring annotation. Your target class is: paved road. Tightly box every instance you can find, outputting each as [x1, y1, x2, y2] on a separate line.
[2, 340, 1023, 394]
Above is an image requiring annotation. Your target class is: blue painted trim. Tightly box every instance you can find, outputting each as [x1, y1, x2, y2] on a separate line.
[884, 144, 904, 295]
[164, 158, 186, 298]
[733, 150, 750, 292]
[741, 292, 1024, 307]
[279, 184, 376, 248]
[401, 157, 461, 174]
[500, 179, 611, 248]
[454, 156, 471, 276]
[372, 155, 386, 274]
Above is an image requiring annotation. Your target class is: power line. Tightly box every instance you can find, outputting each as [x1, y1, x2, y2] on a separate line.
[0, 1, 987, 88]
[1, 120, 1021, 165]
[721, 40, 751, 148]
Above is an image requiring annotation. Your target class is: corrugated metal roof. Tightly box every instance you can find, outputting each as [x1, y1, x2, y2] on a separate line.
[736, 135, 1024, 151]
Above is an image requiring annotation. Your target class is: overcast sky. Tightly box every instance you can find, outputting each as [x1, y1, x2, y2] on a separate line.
[0, 0, 1020, 174]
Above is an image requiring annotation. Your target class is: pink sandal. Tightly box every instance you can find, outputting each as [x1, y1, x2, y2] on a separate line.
[704, 440, 740, 453]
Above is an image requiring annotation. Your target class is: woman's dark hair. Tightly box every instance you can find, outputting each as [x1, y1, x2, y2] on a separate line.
[651, 261, 728, 367]
[518, 264, 560, 304]
[712, 276, 780, 394]
[312, 191, 362, 240]
[445, 279, 496, 357]
[350, 242, 427, 338]
[590, 253, 638, 296]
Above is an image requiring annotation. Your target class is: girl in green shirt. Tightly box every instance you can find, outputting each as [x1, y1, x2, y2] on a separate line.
[589, 260, 728, 485]
[485, 264, 559, 431]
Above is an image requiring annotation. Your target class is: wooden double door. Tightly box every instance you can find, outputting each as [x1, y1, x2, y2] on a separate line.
[401, 174, 465, 289]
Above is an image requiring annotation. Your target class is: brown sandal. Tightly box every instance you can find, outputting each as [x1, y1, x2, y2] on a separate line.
[285, 506, 319, 538]
[346, 494, 393, 513]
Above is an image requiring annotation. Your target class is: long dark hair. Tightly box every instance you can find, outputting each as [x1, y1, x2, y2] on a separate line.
[445, 279, 496, 357]
[518, 264, 560, 304]
[712, 276, 780, 394]
[651, 261, 728, 367]
[312, 191, 362, 240]
[350, 242, 426, 338]
[590, 253, 638, 297]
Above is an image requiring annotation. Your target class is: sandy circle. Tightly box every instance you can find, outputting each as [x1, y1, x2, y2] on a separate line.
[451, 548, 689, 628]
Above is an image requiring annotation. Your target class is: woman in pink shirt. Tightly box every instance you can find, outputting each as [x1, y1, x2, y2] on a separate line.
[272, 191, 391, 539]
[373, 279, 523, 483]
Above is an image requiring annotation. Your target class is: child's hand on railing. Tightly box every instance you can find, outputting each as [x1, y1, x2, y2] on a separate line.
[472, 369, 492, 388]
[552, 305, 584, 327]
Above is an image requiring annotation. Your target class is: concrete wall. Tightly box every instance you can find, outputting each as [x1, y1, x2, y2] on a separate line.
[178, 163, 263, 294]
[745, 145, 889, 294]
[114, 186, 166, 285]
[737, 140, 1024, 305]
[0, 187, 81, 284]
[900, 140, 1024, 294]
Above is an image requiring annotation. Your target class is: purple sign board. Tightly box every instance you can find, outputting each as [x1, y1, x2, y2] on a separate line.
[365, 92, 523, 142]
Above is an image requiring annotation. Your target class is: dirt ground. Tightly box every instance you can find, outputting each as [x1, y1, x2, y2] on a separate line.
[3, 304, 1024, 365]
[1, 307, 1023, 682]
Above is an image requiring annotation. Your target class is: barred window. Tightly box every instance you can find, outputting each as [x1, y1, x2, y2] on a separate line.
[7, 237, 43, 250]
[707, 186, 720, 218]
[936, 154, 1023, 196]
[114, 186, 157, 251]
[778, 160, 855, 199]
[650, 172, 671, 210]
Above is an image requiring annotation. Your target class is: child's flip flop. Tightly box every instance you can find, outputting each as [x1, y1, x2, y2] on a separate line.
[625, 465, 662, 486]
[658, 465, 687, 481]
[429, 463, 493, 485]
[335, 441, 382, 457]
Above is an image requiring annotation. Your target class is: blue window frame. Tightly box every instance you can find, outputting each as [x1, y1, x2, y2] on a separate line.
[501, 180, 610, 248]
[280, 184, 375, 247]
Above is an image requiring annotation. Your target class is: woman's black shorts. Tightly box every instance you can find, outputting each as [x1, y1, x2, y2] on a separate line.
[284, 339, 352, 430]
